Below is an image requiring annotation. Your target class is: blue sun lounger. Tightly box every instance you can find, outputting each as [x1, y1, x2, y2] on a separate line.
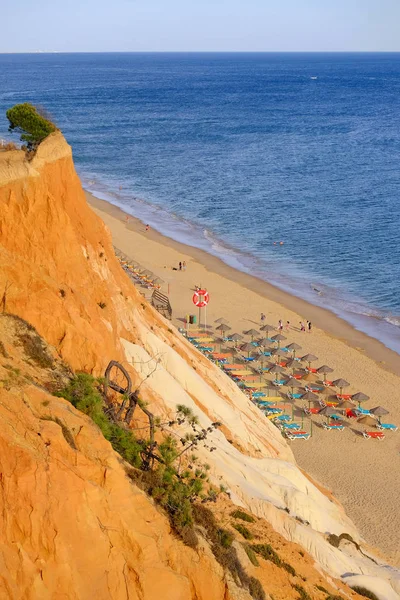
[377, 423, 398, 431]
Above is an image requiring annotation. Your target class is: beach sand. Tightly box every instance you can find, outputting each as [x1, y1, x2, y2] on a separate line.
[88, 191, 400, 566]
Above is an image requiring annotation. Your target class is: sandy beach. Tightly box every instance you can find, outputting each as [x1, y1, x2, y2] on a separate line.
[88, 191, 400, 566]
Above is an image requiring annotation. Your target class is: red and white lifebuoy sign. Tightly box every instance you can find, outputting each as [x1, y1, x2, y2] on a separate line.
[192, 289, 210, 308]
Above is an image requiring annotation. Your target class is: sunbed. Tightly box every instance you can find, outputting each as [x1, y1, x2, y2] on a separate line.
[377, 423, 398, 431]
[272, 379, 286, 386]
[357, 407, 371, 415]
[305, 384, 324, 393]
[362, 431, 385, 440]
[273, 414, 291, 422]
[285, 431, 310, 440]
[322, 423, 344, 431]
[336, 393, 352, 400]
[303, 407, 320, 415]
[287, 392, 303, 400]
[281, 422, 301, 430]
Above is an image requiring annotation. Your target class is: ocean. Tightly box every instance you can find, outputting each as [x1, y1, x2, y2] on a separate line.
[1, 52, 400, 353]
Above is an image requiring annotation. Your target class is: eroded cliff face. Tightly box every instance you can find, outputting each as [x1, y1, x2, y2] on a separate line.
[0, 133, 399, 600]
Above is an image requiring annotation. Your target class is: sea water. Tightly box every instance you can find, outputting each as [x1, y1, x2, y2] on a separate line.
[1, 52, 400, 352]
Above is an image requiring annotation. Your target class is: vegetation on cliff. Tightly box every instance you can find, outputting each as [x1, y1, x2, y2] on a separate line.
[6, 103, 56, 149]
[55, 372, 267, 599]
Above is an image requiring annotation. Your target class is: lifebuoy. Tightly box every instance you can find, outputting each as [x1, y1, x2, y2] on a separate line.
[192, 289, 210, 308]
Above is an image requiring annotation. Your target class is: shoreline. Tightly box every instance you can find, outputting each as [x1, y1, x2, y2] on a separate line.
[87, 189, 400, 565]
[86, 190, 400, 379]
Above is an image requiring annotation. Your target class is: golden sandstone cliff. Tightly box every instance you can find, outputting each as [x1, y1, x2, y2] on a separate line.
[0, 133, 399, 600]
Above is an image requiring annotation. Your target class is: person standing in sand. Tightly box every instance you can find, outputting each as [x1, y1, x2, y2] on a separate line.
[145, 224, 150, 232]
[260, 312, 266, 325]
[182, 261, 186, 271]
[300, 321, 305, 332]
[179, 262, 182, 271]
[285, 321, 290, 332]
[308, 321, 312, 333]
[278, 319, 283, 331]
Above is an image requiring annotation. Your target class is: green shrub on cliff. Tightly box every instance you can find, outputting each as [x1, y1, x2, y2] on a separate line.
[6, 103, 56, 149]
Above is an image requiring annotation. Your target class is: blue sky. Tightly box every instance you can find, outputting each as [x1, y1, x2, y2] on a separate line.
[2, 0, 400, 52]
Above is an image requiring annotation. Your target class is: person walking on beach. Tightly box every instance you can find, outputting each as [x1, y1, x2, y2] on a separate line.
[278, 319, 283, 331]
[179, 262, 182, 271]
[145, 224, 150, 232]
[285, 321, 290, 332]
[300, 321, 305, 332]
[308, 321, 312, 333]
[260, 312, 266, 325]
[182, 261, 186, 271]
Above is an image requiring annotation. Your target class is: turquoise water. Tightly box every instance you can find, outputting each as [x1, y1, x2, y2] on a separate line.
[1, 52, 400, 352]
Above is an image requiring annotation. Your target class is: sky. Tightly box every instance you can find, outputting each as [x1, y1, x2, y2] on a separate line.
[2, 0, 400, 53]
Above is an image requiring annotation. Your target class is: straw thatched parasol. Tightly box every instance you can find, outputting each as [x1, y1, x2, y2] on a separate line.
[337, 400, 356, 409]
[317, 365, 334, 377]
[301, 391, 319, 402]
[215, 317, 229, 324]
[332, 379, 350, 394]
[302, 372, 318, 382]
[358, 415, 377, 427]
[351, 392, 370, 406]
[260, 324, 276, 334]
[285, 377, 304, 393]
[151, 277, 165, 285]
[240, 342, 255, 357]
[271, 348, 287, 363]
[286, 342, 302, 357]
[370, 406, 389, 416]
[216, 324, 232, 335]
[230, 333, 243, 346]
[245, 329, 260, 341]
[269, 364, 285, 382]
[370, 406, 389, 423]
[271, 334, 287, 348]
[319, 405, 339, 422]
[300, 354, 318, 367]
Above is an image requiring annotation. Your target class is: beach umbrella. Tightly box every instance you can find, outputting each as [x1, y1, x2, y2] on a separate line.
[245, 329, 260, 341]
[319, 405, 339, 423]
[337, 400, 356, 416]
[370, 406, 389, 417]
[286, 342, 302, 358]
[285, 358, 299, 374]
[358, 415, 377, 427]
[230, 333, 243, 347]
[285, 377, 302, 388]
[301, 391, 319, 402]
[332, 378, 350, 394]
[271, 334, 287, 348]
[240, 342, 255, 357]
[271, 348, 287, 363]
[285, 378, 303, 396]
[260, 324, 276, 335]
[151, 277, 164, 285]
[302, 372, 318, 382]
[337, 399, 355, 409]
[215, 317, 229, 324]
[351, 392, 370, 407]
[370, 406, 389, 424]
[300, 354, 318, 368]
[269, 364, 285, 383]
[216, 324, 232, 337]
[317, 365, 334, 379]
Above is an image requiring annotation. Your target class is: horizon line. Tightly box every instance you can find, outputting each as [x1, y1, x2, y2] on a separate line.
[1, 50, 400, 55]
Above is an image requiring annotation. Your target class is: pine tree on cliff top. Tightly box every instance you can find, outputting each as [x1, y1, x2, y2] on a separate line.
[6, 103, 56, 150]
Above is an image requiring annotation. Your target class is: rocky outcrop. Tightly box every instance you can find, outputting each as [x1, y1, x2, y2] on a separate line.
[1, 133, 399, 599]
